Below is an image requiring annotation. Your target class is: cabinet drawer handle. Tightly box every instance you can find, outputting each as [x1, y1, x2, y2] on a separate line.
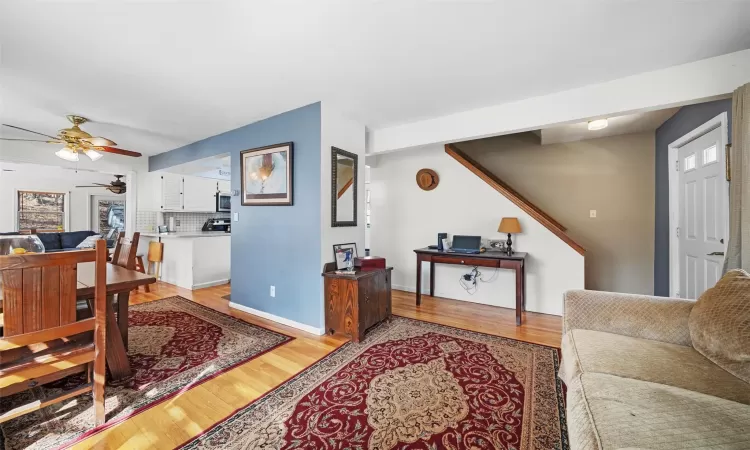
[460, 260, 465, 264]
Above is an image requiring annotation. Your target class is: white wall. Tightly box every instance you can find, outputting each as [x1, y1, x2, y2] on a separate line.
[368, 49, 750, 154]
[0, 161, 125, 232]
[369, 146, 585, 316]
[319, 103, 367, 320]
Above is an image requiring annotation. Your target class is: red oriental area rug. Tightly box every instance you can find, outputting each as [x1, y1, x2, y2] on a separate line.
[183, 317, 568, 450]
[0, 296, 292, 450]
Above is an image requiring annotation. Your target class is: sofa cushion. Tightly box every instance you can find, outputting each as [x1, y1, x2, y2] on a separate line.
[76, 234, 102, 249]
[560, 329, 750, 405]
[60, 231, 97, 250]
[566, 372, 750, 450]
[35, 232, 62, 251]
[690, 268, 750, 384]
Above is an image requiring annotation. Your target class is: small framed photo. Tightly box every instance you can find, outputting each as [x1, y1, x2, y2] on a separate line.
[240, 142, 294, 206]
[333, 243, 358, 270]
[488, 239, 505, 250]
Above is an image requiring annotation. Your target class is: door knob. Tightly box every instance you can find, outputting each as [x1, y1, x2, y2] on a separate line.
[707, 251, 725, 256]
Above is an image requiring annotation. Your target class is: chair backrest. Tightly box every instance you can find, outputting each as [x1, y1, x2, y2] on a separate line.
[147, 241, 164, 263]
[0, 241, 107, 340]
[111, 231, 140, 270]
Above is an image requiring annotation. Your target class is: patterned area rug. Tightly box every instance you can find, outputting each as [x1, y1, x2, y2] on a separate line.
[0, 296, 292, 450]
[182, 316, 568, 450]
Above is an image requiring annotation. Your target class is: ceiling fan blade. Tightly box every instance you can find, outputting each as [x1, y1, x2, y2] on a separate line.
[81, 136, 117, 147]
[97, 146, 142, 157]
[91, 183, 112, 186]
[0, 137, 62, 143]
[75, 185, 107, 188]
[2, 124, 59, 140]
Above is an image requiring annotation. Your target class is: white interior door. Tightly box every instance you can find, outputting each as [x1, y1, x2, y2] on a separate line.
[677, 126, 727, 299]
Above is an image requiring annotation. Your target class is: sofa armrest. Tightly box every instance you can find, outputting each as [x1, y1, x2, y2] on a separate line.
[563, 290, 694, 346]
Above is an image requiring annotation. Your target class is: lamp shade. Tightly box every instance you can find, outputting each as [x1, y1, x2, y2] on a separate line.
[498, 217, 521, 234]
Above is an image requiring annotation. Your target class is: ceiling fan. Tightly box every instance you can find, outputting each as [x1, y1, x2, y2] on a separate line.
[76, 175, 127, 194]
[1, 115, 142, 162]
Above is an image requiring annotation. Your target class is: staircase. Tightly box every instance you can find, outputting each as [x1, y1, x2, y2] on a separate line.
[444, 144, 585, 256]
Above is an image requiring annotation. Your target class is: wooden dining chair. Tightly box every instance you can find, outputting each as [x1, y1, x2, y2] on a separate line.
[111, 231, 140, 270]
[0, 240, 108, 426]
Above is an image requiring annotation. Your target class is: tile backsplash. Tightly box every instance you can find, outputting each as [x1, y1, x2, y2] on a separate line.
[136, 211, 230, 233]
[162, 212, 230, 232]
[136, 211, 158, 232]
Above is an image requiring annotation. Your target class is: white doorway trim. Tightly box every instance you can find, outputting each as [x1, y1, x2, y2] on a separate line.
[668, 112, 729, 298]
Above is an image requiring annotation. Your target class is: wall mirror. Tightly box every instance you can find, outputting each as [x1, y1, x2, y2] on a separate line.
[331, 146, 358, 227]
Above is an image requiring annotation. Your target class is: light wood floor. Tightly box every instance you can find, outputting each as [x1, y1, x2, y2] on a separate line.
[73, 282, 562, 449]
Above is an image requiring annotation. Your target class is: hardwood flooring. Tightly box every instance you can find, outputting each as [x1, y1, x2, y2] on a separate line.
[73, 282, 562, 449]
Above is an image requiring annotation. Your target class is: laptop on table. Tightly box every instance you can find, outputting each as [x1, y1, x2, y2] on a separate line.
[447, 235, 482, 254]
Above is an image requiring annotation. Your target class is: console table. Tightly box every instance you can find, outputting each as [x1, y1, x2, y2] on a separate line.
[413, 248, 527, 325]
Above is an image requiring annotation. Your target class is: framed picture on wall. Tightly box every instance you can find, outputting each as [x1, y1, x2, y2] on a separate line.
[333, 243, 358, 270]
[240, 142, 294, 206]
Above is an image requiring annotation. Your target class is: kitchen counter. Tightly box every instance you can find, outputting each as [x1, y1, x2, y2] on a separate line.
[137, 232, 230, 290]
[138, 231, 230, 238]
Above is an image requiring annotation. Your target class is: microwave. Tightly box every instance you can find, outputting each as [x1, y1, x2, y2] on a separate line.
[216, 192, 231, 212]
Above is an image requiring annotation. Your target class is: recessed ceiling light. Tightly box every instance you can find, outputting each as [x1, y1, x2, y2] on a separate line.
[588, 119, 608, 131]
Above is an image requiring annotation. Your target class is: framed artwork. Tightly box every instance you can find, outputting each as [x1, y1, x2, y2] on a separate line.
[333, 243, 358, 270]
[240, 142, 294, 206]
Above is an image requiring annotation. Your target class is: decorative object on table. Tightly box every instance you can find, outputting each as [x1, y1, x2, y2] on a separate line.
[437, 232, 447, 251]
[488, 239, 506, 250]
[333, 243, 358, 271]
[331, 146, 359, 227]
[354, 255, 386, 270]
[322, 264, 392, 342]
[0, 234, 46, 255]
[240, 142, 294, 206]
[498, 217, 522, 255]
[416, 168, 439, 191]
[181, 317, 566, 450]
[0, 296, 292, 450]
[0, 115, 142, 161]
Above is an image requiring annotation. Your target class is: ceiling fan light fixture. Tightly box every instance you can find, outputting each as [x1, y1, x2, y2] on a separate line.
[56, 147, 79, 162]
[84, 149, 103, 161]
[588, 119, 608, 131]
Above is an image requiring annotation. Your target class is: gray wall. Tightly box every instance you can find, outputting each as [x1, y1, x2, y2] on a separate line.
[149, 103, 323, 328]
[653, 99, 732, 296]
[459, 132, 655, 294]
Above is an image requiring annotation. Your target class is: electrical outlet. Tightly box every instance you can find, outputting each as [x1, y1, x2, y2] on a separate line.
[176, 219, 181, 226]
[233, 212, 239, 222]
[589, 210, 597, 218]
[270, 285, 275, 297]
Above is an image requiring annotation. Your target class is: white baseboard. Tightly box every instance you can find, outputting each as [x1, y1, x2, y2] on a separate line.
[192, 279, 230, 290]
[229, 302, 325, 336]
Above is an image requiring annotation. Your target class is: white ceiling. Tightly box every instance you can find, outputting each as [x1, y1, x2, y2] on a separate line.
[540, 107, 680, 145]
[1, 1, 749, 157]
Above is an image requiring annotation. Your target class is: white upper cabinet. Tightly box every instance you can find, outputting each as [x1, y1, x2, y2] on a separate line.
[218, 180, 230, 193]
[183, 175, 216, 212]
[137, 172, 219, 212]
[162, 173, 183, 211]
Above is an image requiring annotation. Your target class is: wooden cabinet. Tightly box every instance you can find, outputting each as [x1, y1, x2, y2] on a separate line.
[323, 267, 393, 342]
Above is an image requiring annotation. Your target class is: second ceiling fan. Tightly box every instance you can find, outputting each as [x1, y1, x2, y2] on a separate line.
[1, 115, 142, 162]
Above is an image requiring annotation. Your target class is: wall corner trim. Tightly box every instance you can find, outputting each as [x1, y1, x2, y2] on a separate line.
[229, 302, 326, 336]
[444, 143, 586, 256]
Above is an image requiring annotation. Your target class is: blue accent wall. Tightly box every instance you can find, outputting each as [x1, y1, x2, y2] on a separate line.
[149, 103, 323, 328]
[653, 99, 732, 296]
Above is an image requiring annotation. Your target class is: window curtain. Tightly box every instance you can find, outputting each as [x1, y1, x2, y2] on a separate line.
[724, 83, 750, 273]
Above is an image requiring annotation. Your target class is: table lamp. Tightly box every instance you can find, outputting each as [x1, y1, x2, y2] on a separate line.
[498, 217, 522, 255]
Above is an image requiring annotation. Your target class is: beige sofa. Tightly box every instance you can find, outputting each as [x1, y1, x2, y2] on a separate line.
[559, 290, 750, 449]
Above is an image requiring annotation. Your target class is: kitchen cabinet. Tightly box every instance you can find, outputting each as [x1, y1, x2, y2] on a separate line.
[183, 176, 216, 212]
[218, 180, 230, 193]
[137, 172, 220, 212]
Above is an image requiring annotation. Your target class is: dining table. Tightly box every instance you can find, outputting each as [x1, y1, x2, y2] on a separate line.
[75, 262, 156, 381]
